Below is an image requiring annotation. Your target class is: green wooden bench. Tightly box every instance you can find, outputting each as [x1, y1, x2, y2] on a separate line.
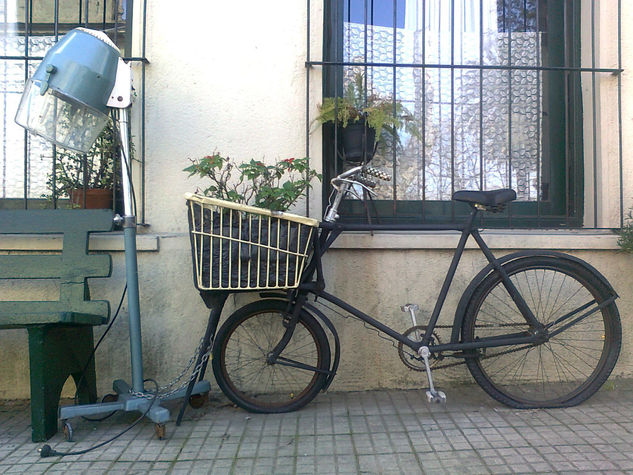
[0, 209, 112, 442]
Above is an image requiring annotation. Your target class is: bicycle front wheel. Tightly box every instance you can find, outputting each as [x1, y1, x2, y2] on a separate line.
[212, 299, 330, 413]
[462, 256, 621, 408]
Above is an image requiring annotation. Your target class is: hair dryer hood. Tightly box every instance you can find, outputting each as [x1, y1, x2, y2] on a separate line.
[15, 28, 121, 153]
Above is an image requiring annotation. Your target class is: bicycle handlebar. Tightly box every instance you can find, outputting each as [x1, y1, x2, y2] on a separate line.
[355, 175, 377, 189]
[331, 166, 391, 186]
[363, 166, 391, 181]
[325, 165, 392, 222]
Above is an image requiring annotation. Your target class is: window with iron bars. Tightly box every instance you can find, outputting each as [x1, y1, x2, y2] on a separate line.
[0, 0, 147, 221]
[316, 0, 623, 228]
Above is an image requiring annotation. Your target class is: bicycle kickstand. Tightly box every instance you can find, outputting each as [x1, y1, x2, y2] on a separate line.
[419, 346, 446, 404]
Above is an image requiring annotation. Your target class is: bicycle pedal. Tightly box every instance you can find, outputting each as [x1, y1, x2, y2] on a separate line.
[400, 303, 419, 313]
[426, 389, 446, 404]
[401, 304, 420, 327]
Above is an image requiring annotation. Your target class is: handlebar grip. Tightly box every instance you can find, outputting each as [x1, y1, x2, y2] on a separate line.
[355, 176, 377, 188]
[363, 166, 392, 181]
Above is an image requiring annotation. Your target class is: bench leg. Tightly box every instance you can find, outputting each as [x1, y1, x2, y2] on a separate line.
[27, 325, 98, 442]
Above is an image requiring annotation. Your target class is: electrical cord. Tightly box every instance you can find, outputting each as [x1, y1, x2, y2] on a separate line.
[72, 284, 127, 422]
[110, 110, 138, 218]
[39, 379, 160, 458]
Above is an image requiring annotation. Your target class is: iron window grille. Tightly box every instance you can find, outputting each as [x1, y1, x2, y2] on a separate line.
[306, 0, 623, 229]
[0, 0, 148, 223]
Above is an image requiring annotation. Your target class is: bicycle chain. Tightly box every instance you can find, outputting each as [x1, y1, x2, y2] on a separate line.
[421, 342, 535, 371]
[401, 322, 530, 371]
[129, 337, 211, 400]
[312, 299, 533, 371]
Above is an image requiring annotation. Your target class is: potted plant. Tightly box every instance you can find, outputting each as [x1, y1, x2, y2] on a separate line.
[184, 153, 321, 288]
[183, 153, 320, 212]
[314, 72, 420, 163]
[46, 119, 121, 209]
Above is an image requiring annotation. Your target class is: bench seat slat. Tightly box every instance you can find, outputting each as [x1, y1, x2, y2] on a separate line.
[0, 312, 108, 328]
[0, 300, 109, 314]
[0, 300, 109, 328]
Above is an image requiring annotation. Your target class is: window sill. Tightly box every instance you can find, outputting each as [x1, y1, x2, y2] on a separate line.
[0, 232, 159, 252]
[330, 229, 620, 250]
[0, 230, 618, 252]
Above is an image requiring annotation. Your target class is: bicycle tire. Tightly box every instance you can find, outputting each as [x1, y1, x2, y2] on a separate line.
[212, 299, 330, 413]
[462, 256, 621, 408]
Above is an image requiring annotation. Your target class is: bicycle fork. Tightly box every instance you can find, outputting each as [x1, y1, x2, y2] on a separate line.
[267, 294, 307, 363]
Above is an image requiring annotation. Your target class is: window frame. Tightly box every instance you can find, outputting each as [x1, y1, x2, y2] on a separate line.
[320, 0, 590, 228]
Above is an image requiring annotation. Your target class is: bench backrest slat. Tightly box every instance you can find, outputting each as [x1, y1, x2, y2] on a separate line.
[0, 209, 113, 328]
[0, 255, 63, 279]
[0, 209, 113, 234]
[0, 255, 110, 279]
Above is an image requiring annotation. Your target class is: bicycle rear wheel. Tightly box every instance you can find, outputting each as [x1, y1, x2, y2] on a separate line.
[212, 299, 330, 413]
[462, 256, 621, 408]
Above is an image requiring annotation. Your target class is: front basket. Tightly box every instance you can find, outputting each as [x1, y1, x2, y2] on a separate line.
[185, 193, 318, 291]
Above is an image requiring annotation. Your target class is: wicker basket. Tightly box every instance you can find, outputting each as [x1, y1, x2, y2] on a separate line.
[185, 193, 319, 291]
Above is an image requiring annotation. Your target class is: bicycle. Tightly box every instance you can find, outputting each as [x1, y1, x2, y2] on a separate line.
[182, 164, 621, 418]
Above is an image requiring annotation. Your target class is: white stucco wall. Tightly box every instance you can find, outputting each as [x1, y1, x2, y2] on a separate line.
[1, 0, 633, 401]
[143, 1, 322, 228]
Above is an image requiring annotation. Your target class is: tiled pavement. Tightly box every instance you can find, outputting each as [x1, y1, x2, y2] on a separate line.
[1, 381, 633, 474]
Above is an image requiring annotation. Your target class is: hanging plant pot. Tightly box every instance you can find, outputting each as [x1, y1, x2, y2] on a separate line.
[339, 120, 376, 163]
[70, 188, 113, 209]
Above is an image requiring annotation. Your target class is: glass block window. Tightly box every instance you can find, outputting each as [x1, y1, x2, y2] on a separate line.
[320, 0, 623, 227]
[0, 0, 147, 220]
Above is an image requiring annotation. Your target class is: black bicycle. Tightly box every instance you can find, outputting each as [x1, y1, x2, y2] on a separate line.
[183, 165, 621, 417]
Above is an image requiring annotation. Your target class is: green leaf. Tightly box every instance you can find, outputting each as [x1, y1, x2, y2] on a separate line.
[184, 151, 320, 211]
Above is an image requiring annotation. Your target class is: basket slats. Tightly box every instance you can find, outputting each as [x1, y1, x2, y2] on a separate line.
[186, 194, 316, 291]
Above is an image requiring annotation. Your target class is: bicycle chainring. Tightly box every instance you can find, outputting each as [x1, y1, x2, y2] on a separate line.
[397, 325, 442, 371]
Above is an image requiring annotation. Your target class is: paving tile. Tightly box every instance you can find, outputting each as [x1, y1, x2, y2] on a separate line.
[1, 383, 633, 473]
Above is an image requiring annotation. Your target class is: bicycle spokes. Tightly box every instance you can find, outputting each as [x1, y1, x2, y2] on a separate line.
[464, 258, 620, 408]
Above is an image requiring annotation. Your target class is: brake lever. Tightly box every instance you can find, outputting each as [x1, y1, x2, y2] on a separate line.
[342, 178, 377, 197]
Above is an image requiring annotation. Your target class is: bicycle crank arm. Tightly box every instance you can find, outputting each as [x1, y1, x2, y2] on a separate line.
[419, 346, 446, 404]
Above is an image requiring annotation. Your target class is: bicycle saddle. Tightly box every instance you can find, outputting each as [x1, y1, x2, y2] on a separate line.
[452, 189, 517, 207]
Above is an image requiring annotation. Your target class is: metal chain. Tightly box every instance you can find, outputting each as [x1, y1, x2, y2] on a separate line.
[129, 337, 211, 400]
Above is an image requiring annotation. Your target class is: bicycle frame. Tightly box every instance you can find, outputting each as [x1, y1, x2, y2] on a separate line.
[187, 183, 620, 414]
[190, 171, 620, 413]
[289, 205, 551, 356]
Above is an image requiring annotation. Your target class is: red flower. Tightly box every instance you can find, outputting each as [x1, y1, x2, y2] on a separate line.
[282, 158, 295, 163]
